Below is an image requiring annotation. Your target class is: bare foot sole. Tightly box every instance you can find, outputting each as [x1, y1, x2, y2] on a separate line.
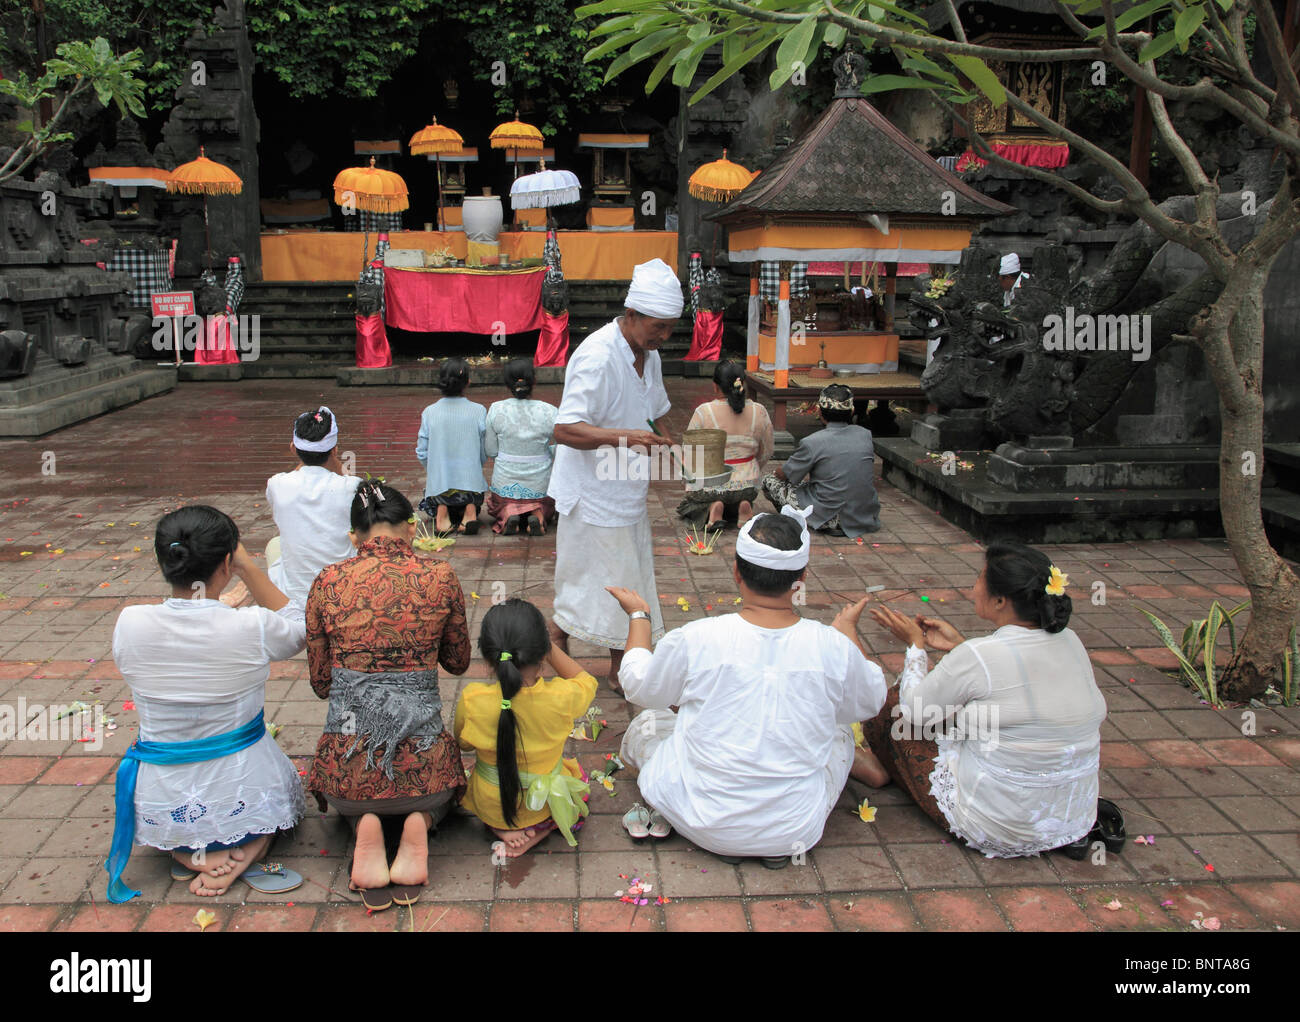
[189, 834, 270, 897]
[174, 848, 237, 878]
[490, 827, 550, 857]
[388, 812, 430, 886]
[348, 813, 391, 892]
[851, 744, 891, 788]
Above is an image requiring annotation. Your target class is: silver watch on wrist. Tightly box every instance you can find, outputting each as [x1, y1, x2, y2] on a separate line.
[628, 610, 650, 621]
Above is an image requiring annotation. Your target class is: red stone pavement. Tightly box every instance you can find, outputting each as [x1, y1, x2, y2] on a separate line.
[0, 378, 1297, 932]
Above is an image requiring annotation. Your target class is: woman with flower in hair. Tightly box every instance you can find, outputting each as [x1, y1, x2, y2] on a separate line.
[852, 542, 1108, 859]
[676, 360, 773, 534]
[305, 479, 471, 911]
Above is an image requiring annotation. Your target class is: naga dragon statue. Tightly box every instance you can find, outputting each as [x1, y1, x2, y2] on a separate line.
[909, 193, 1242, 442]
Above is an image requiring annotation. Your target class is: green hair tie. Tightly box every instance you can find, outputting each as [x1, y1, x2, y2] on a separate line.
[499, 651, 512, 662]
[500, 699, 512, 710]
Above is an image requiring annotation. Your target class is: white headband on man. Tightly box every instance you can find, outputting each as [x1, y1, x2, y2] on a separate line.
[999, 253, 1021, 276]
[294, 405, 338, 452]
[625, 258, 684, 319]
[735, 505, 814, 571]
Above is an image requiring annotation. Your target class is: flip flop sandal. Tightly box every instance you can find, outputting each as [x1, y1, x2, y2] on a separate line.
[717, 854, 744, 865]
[647, 810, 672, 839]
[238, 861, 304, 895]
[760, 856, 790, 870]
[170, 861, 200, 881]
[358, 886, 393, 912]
[390, 884, 422, 906]
[503, 516, 521, 536]
[622, 804, 652, 840]
[526, 517, 544, 536]
[462, 518, 481, 536]
[1096, 797, 1126, 853]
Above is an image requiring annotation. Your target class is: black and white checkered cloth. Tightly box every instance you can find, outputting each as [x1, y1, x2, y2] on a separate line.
[759, 261, 809, 302]
[688, 252, 704, 317]
[544, 230, 563, 284]
[344, 209, 403, 233]
[104, 246, 174, 307]
[357, 235, 390, 314]
[223, 259, 245, 315]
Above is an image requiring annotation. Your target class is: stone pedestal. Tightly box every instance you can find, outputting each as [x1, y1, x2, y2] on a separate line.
[910, 408, 987, 452]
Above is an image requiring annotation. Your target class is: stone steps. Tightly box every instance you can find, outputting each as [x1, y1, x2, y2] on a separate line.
[0, 362, 176, 437]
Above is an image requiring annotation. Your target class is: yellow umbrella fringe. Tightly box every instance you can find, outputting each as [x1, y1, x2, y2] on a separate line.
[166, 180, 242, 195]
[332, 189, 410, 213]
[688, 183, 745, 203]
[410, 141, 463, 155]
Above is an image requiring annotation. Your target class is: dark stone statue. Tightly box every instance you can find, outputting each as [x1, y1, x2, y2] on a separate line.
[0, 330, 37, 379]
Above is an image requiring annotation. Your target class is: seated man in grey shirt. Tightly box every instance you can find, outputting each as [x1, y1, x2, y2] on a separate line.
[760, 384, 881, 537]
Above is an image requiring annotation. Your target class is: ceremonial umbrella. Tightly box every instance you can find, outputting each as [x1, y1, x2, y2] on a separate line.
[510, 157, 581, 230]
[165, 146, 243, 271]
[688, 149, 754, 264]
[332, 156, 410, 270]
[490, 111, 544, 181]
[409, 116, 464, 231]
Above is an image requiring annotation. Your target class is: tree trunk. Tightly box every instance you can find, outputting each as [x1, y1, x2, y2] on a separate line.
[1213, 266, 1300, 702]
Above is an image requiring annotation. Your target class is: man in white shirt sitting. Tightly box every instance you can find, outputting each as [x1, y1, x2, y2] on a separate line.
[262, 406, 361, 608]
[608, 506, 888, 867]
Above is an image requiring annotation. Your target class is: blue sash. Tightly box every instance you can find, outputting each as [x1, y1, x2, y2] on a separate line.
[105, 711, 266, 904]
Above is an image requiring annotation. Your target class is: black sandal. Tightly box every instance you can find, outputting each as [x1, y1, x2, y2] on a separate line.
[526, 516, 544, 536]
[462, 517, 480, 536]
[1096, 797, 1126, 853]
[503, 516, 521, 536]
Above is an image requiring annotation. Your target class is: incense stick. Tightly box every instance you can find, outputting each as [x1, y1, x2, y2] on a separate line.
[645, 419, 696, 483]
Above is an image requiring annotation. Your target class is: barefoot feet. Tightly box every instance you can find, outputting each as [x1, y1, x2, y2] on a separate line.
[348, 813, 390, 893]
[490, 826, 550, 857]
[189, 834, 270, 897]
[388, 812, 430, 886]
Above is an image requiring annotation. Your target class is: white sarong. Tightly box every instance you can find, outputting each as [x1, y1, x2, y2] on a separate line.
[553, 510, 664, 649]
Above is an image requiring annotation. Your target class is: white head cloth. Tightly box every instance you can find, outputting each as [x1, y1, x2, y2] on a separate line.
[735, 504, 814, 571]
[999, 253, 1021, 276]
[625, 258, 684, 319]
[294, 405, 339, 452]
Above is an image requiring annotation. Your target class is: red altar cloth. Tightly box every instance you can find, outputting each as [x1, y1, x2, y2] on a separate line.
[960, 141, 1069, 170]
[195, 314, 239, 365]
[383, 266, 544, 334]
[685, 310, 723, 362]
[535, 310, 570, 367]
[356, 313, 392, 368]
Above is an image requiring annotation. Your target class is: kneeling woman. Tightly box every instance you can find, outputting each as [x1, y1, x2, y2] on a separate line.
[305, 480, 471, 911]
[860, 542, 1107, 858]
[108, 506, 307, 901]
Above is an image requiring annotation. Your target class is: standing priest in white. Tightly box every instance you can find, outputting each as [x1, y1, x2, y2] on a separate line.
[548, 258, 680, 689]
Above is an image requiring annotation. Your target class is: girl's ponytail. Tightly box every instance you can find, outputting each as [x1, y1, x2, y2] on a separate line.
[477, 598, 550, 827]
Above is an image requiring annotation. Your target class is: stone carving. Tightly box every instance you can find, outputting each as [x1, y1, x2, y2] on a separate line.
[0, 330, 37, 379]
[541, 275, 569, 316]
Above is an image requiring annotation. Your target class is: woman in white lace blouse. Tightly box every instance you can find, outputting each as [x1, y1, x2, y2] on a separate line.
[110, 506, 306, 900]
[858, 542, 1107, 858]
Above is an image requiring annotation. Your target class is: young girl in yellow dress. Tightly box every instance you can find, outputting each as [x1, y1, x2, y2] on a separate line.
[455, 598, 598, 857]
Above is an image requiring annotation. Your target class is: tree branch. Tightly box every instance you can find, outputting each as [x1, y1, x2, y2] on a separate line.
[1249, 0, 1300, 115]
[940, 0, 966, 45]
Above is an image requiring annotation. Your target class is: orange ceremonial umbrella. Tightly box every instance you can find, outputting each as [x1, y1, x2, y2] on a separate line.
[333, 156, 410, 271]
[166, 145, 243, 271]
[688, 149, 754, 203]
[409, 116, 463, 231]
[688, 149, 754, 264]
[490, 110, 544, 181]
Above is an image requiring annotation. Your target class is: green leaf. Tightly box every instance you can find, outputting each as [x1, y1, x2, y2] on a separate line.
[1174, 4, 1206, 48]
[1204, 602, 1223, 706]
[771, 14, 818, 90]
[645, 40, 686, 93]
[825, 23, 846, 48]
[1142, 609, 1213, 701]
[948, 54, 1005, 105]
[1087, 0, 1176, 39]
[859, 74, 938, 95]
[690, 31, 778, 105]
[1137, 30, 1180, 63]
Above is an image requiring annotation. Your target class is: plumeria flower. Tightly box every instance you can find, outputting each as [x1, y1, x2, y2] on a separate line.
[1045, 565, 1069, 596]
[855, 798, 877, 823]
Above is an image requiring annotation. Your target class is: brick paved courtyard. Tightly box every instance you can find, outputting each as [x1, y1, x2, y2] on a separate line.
[0, 378, 1297, 932]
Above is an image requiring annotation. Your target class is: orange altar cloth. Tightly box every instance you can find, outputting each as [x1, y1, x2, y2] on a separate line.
[757, 329, 899, 373]
[260, 230, 677, 281]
